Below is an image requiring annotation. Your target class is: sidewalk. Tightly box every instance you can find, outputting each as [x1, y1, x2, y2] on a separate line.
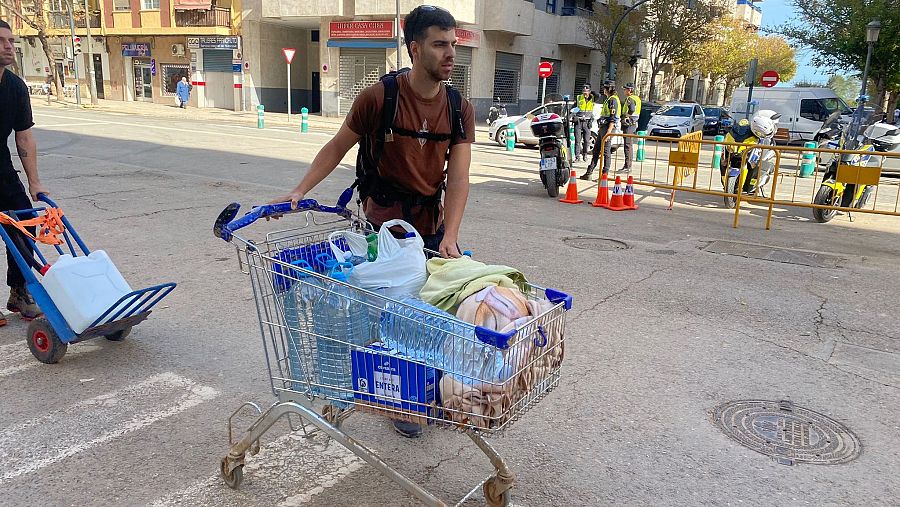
[30, 96, 346, 132]
[30, 95, 492, 136]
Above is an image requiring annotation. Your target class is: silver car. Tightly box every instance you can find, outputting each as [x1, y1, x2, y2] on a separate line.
[646, 103, 706, 137]
[488, 101, 602, 150]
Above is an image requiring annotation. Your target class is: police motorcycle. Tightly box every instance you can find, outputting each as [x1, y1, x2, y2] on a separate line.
[486, 97, 508, 126]
[812, 109, 900, 223]
[530, 96, 573, 198]
[719, 110, 780, 209]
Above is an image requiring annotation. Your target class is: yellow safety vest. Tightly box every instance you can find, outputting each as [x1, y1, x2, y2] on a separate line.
[601, 95, 621, 119]
[576, 94, 595, 113]
[624, 95, 642, 118]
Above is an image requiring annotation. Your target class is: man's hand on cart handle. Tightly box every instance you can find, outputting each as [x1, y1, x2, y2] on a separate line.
[266, 190, 305, 220]
[439, 236, 462, 259]
[29, 182, 49, 202]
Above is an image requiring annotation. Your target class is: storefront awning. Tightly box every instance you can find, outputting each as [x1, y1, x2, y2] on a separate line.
[173, 0, 212, 10]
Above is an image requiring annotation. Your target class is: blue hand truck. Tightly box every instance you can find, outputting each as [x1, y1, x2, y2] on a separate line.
[0, 194, 176, 364]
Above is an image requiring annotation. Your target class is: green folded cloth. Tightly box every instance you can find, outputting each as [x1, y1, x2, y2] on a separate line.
[419, 256, 526, 312]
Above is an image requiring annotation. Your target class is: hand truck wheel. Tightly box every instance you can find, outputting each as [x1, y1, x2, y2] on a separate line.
[27, 317, 67, 364]
[220, 457, 244, 490]
[104, 326, 132, 342]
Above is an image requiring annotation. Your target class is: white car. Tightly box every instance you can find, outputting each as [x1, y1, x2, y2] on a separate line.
[488, 101, 602, 149]
[646, 103, 706, 137]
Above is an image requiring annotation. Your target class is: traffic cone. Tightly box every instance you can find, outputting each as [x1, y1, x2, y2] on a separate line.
[623, 175, 639, 210]
[602, 176, 628, 211]
[559, 169, 584, 204]
[591, 173, 610, 208]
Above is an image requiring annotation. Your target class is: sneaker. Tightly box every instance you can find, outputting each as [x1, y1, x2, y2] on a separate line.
[7, 286, 42, 320]
[392, 420, 423, 438]
[0, 310, 7, 327]
[617, 166, 632, 174]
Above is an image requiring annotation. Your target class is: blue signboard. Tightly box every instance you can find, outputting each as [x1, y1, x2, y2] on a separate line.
[232, 63, 242, 73]
[150, 59, 157, 76]
[122, 43, 151, 57]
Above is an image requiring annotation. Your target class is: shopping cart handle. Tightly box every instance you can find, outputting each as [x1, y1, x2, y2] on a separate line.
[37, 193, 58, 208]
[214, 199, 349, 242]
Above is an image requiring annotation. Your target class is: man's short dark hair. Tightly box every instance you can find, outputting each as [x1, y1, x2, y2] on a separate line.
[0, 20, 12, 31]
[403, 6, 456, 60]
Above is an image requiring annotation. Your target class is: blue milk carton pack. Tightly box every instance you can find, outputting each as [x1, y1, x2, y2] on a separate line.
[351, 344, 439, 424]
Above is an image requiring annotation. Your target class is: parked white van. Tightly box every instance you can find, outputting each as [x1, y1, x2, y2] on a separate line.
[730, 87, 853, 144]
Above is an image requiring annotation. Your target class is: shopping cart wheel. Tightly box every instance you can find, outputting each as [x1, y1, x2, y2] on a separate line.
[220, 457, 243, 489]
[104, 326, 132, 342]
[483, 477, 511, 507]
[27, 317, 67, 364]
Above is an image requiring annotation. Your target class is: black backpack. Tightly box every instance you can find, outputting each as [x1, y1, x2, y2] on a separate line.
[352, 68, 466, 219]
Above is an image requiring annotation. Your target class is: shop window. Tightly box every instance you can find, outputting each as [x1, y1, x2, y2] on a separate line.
[161, 64, 190, 96]
[113, 0, 130, 10]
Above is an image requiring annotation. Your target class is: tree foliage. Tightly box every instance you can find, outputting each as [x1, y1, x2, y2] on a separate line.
[583, 1, 649, 68]
[774, 0, 900, 112]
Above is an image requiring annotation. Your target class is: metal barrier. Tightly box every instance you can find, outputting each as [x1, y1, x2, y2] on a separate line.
[593, 131, 900, 229]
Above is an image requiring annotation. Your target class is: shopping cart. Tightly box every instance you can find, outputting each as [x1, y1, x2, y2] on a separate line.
[214, 197, 571, 506]
[0, 194, 176, 363]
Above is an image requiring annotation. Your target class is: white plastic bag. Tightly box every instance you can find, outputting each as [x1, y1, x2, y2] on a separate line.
[328, 230, 370, 263]
[348, 219, 426, 299]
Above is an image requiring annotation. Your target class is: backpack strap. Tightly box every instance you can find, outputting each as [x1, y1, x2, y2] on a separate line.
[447, 85, 466, 143]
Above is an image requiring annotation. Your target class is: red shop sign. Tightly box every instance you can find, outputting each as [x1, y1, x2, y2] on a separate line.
[329, 21, 395, 39]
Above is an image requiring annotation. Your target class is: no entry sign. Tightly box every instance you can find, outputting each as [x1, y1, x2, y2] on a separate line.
[538, 61, 553, 79]
[282, 48, 296, 64]
[761, 70, 780, 88]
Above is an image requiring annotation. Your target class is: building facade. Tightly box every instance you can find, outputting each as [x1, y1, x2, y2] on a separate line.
[2, 0, 243, 109]
[239, 0, 604, 118]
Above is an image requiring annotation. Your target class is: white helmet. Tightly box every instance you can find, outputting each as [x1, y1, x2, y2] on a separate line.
[750, 109, 780, 139]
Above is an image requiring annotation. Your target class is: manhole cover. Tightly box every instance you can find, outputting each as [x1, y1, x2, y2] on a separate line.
[563, 237, 629, 251]
[711, 400, 861, 465]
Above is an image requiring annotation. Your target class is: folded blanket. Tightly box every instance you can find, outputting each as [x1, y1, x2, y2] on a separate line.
[419, 256, 527, 313]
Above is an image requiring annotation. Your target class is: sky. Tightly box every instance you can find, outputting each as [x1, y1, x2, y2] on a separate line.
[759, 0, 832, 85]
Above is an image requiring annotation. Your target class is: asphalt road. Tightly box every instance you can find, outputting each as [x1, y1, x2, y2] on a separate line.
[1, 104, 898, 506]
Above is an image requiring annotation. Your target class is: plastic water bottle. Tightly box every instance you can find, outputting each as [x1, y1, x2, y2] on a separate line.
[313, 263, 370, 405]
[379, 298, 470, 363]
[282, 260, 322, 392]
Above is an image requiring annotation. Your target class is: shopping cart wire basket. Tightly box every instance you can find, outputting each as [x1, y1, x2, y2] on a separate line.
[214, 197, 571, 506]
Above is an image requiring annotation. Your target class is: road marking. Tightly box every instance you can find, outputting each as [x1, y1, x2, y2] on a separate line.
[35, 122, 108, 128]
[0, 342, 100, 379]
[0, 371, 218, 483]
[150, 432, 364, 507]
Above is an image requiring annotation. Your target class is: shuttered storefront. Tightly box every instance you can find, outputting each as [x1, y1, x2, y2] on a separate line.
[492, 51, 522, 108]
[203, 49, 234, 110]
[338, 48, 386, 116]
[202, 49, 233, 72]
[448, 46, 472, 99]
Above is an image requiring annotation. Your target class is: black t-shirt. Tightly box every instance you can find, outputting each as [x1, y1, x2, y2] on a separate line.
[0, 69, 34, 177]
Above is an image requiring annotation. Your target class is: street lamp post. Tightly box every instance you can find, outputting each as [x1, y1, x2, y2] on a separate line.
[848, 19, 880, 148]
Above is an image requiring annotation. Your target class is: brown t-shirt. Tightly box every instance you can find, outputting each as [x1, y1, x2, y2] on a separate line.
[346, 73, 475, 235]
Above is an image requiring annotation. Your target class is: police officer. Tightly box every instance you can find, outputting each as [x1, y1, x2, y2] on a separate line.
[574, 83, 595, 162]
[619, 82, 641, 174]
[581, 80, 620, 181]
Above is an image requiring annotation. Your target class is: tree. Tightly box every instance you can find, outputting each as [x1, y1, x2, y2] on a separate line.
[583, 1, 649, 74]
[676, 19, 797, 104]
[641, 0, 722, 101]
[775, 0, 900, 114]
[0, 0, 63, 99]
[826, 74, 862, 105]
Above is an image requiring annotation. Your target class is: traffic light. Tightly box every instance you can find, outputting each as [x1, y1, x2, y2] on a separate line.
[609, 63, 617, 81]
[73, 37, 82, 55]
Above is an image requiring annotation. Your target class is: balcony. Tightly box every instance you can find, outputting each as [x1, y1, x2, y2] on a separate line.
[483, 0, 534, 36]
[561, 6, 594, 17]
[557, 13, 593, 48]
[175, 7, 231, 28]
[48, 10, 101, 30]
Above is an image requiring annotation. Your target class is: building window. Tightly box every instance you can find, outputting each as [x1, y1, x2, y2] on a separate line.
[161, 64, 189, 96]
[141, 0, 159, 10]
[113, 0, 130, 10]
[311, 30, 320, 42]
[546, 0, 557, 13]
